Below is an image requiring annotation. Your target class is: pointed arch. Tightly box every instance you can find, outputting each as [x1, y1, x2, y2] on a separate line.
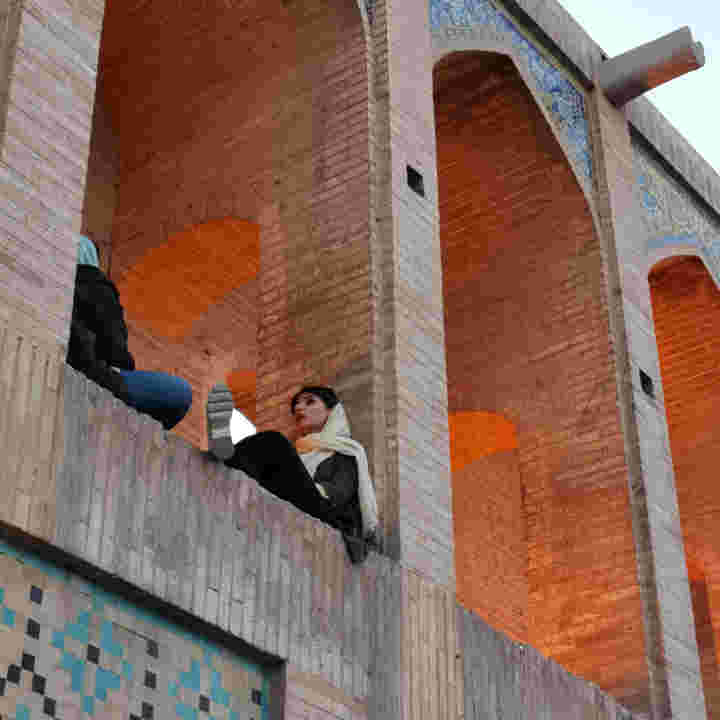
[434, 50, 650, 713]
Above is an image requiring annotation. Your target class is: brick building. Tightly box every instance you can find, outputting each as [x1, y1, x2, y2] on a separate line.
[0, 0, 717, 717]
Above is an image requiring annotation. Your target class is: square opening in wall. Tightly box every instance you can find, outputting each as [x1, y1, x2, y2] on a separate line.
[640, 369, 654, 398]
[407, 165, 425, 198]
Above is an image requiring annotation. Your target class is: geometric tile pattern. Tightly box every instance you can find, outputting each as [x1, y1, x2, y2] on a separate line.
[0, 541, 269, 720]
[634, 139, 720, 277]
[430, 0, 593, 183]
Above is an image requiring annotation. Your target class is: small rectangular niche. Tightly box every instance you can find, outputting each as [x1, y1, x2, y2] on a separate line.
[407, 165, 425, 198]
[640, 369, 654, 398]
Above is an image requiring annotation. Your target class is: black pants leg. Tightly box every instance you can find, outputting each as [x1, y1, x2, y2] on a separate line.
[225, 431, 332, 521]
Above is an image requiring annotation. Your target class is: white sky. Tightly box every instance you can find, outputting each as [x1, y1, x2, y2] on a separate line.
[554, 0, 720, 174]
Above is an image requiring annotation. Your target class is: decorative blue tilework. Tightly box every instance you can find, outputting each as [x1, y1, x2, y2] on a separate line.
[0, 539, 271, 720]
[634, 141, 720, 276]
[430, 0, 593, 182]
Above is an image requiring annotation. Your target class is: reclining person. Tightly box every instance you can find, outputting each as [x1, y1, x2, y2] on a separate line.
[67, 235, 192, 430]
[207, 385, 378, 563]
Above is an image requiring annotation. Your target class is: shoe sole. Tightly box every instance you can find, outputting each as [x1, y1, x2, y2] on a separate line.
[207, 383, 235, 461]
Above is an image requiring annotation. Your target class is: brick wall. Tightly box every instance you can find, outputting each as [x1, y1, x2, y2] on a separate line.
[81, 0, 374, 452]
[371, 0, 455, 586]
[650, 256, 720, 720]
[81, 92, 117, 275]
[459, 607, 640, 720]
[0, 0, 103, 345]
[435, 52, 649, 713]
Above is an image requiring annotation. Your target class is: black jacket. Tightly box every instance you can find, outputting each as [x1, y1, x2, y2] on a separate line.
[314, 453, 366, 563]
[67, 265, 135, 402]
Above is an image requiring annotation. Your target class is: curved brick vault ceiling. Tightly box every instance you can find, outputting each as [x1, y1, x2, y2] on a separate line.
[435, 52, 650, 713]
[650, 256, 720, 719]
[83, 0, 371, 447]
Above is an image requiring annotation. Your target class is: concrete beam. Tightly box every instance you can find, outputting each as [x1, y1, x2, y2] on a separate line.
[597, 27, 704, 106]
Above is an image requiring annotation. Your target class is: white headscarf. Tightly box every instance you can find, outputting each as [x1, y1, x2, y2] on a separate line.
[295, 403, 379, 536]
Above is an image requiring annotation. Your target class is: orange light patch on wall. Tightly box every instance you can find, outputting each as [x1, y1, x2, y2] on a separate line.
[227, 369, 257, 424]
[117, 219, 260, 341]
[449, 410, 518, 471]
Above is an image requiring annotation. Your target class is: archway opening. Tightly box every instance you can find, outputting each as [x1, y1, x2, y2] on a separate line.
[650, 255, 720, 719]
[435, 51, 650, 713]
[81, 0, 372, 448]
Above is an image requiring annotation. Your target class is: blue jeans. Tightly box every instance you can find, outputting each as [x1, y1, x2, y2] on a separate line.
[117, 370, 192, 430]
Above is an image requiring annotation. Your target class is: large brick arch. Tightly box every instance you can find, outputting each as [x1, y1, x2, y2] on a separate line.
[81, 0, 375, 450]
[434, 51, 651, 713]
[650, 255, 720, 719]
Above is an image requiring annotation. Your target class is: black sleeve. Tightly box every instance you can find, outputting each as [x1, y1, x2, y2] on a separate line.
[315, 453, 358, 508]
[75, 267, 135, 371]
[67, 319, 131, 404]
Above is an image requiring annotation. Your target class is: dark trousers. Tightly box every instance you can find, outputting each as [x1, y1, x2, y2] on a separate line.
[225, 431, 332, 521]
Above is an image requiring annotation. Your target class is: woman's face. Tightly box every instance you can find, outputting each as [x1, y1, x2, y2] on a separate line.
[293, 392, 330, 436]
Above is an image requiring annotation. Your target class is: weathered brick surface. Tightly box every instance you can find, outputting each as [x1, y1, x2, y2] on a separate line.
[372, 0, 455, 587]
[650, 257, 720, 720]
[80, 0, 376, 456]
[459, 606, 641, 720]
[436, 52, 649, 713]
[0, 0, 102, 344]
[590, 88, 706, 719]
[0, 351, 464, 720]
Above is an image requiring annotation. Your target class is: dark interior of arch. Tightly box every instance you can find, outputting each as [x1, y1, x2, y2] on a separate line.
[81, 0, 372, 448]
[434, 51, 651, 713]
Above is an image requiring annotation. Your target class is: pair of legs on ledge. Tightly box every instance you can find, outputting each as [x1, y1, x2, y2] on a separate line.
[206, 384, 368, 563]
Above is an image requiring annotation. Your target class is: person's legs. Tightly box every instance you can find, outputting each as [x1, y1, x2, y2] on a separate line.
[226, 431, 331, 521]
[117, 370, 192, 430]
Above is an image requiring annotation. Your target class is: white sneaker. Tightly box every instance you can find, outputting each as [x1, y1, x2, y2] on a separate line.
[206, 383, 235, 461]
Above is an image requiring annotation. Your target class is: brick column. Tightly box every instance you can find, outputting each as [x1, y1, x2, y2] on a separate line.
[589, 88, 706, 720]
[0, 0, 103, 346]
[372, 0, 454, 589]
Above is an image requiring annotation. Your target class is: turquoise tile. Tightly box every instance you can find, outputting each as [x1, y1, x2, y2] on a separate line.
[16, 704, 30, 720]
[2, 605, 15, 627]
[67, 612, 90, 644]
[51, 630, 65, 650]
[83, 696, 95, 715]
[122, 661, 133, 683]
[210, 670, 230, 706]
[180, 660, 201, 692]
[176, 703, 198, 720]
[100, 620, 123, 657]
[95, 667, 121, 701]
[169, 681, 179, 698]
[0, 586, 4, 603]
[61, 651, 85, 693]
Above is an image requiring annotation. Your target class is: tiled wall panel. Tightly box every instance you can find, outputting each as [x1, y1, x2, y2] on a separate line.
[0, 539, 272, 720]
